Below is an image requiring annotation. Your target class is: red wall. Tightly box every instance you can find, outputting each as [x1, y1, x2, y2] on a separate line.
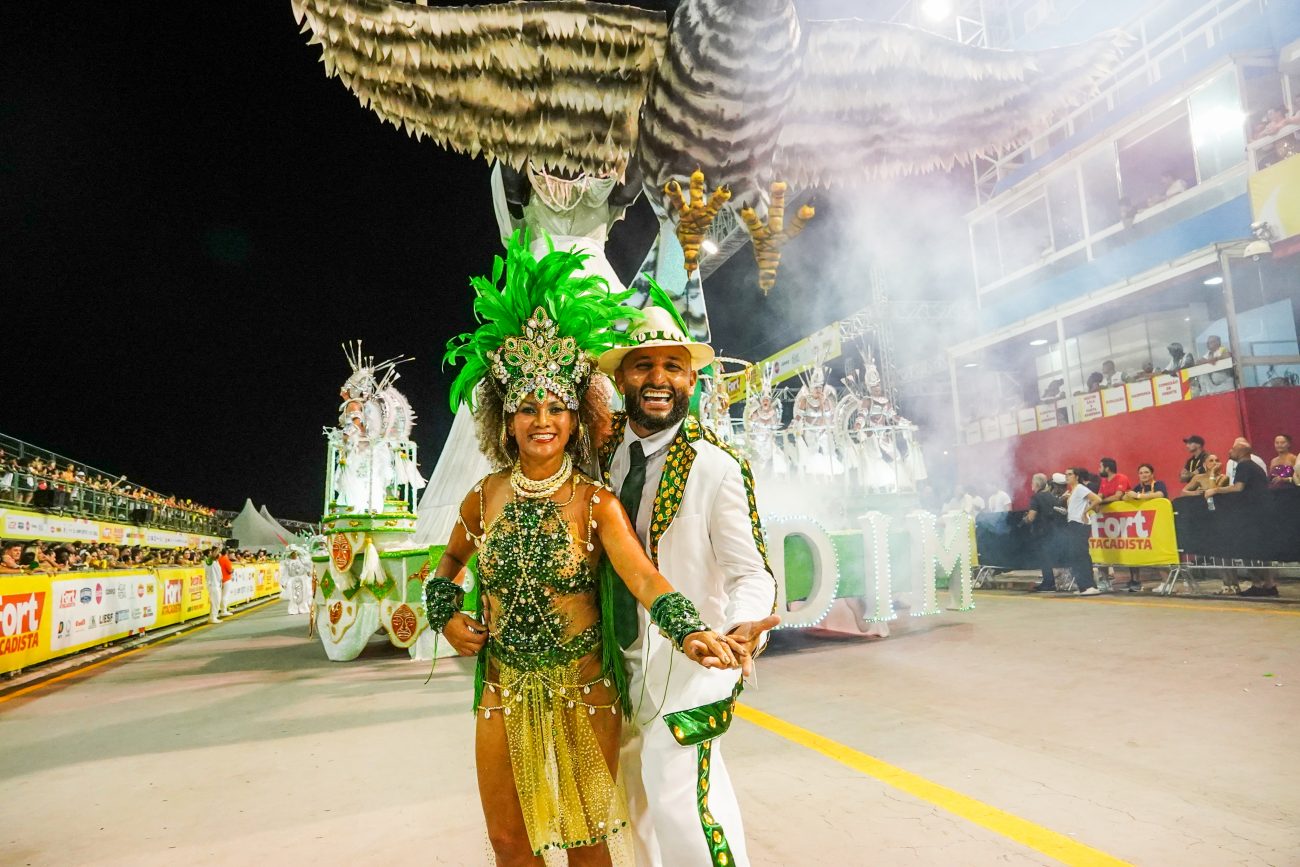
[957, 388, 1300, 509]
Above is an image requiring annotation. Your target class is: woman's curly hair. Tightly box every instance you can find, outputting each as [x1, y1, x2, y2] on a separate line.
[473, 367, 613, 470]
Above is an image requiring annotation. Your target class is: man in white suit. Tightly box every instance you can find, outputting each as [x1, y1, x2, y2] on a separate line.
[597, 305, 780, 867]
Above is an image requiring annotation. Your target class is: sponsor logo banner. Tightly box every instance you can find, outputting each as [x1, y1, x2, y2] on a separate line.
[0, 591, 46, 659]
[1088, 500, 1179, 566]
[0, 507, 222, 550]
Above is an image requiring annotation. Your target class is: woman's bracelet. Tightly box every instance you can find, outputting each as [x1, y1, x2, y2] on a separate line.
[649, 592, 710, 651]
[423, 576, 465, 633]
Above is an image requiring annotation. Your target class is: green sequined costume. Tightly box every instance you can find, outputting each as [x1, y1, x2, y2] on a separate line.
[460, 472, 633, 860]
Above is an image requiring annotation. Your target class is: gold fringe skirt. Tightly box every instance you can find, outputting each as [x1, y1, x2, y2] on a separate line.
[482, 656, 632, 862]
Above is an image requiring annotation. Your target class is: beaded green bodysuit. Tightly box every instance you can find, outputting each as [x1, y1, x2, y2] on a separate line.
[464, 473, 631, 861]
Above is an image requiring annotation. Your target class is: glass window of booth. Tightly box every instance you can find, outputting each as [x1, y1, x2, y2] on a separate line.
[1118, 108, 1197, 208]
[1188, 68, 1247, 181]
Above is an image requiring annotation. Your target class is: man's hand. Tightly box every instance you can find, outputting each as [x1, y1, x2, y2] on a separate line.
[726, 615, 781, 676]
[443, 612, 488, 657]
[684, 631, 738, 670]
[1203, 488, 1216, 499]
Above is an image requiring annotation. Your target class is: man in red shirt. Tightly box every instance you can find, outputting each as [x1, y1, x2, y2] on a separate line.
[1097, 457, 1131, 503]
[216, 549, 234, 617]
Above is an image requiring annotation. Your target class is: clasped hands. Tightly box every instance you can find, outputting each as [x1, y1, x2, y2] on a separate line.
[442, 612, 782, 677]
[686, 614, 781, 676]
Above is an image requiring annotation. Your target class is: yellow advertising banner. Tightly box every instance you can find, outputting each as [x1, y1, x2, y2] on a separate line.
[0, 574, 56, 674]
[1088, 499, 1179, 566]
[0, 564, 282, 676]
[1249, 155, 1300, 240]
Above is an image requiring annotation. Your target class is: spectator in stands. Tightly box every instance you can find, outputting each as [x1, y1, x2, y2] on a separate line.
[1120, 463, 1169, 592]
[1, 541, 24, 574]
[1205, 441, 1276, 597]
[1123, 463, 1167, 501]
[1160, 170, 1188, 199]
[1022, 473, 1064, 592]
[1125, 361, 1156, 382]
[1227, 437, 1268, 482]
[1097, 457, 1131, 504]
[1041, 379, 1065, 401]
[1063, 469, 1102, 595]
[1099, 360, 1123, 388]
[1180, 435, 1207, 483]
[1180, 454, 1227, 493]
[1163, 343, 1193, 375]
[985, 482, 1011, 512]
[1269, 434, 1296, 489]
[1085, 371, 1104, 393]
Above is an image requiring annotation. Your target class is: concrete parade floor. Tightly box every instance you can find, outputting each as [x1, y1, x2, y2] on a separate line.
[2, 594, 1298, 867]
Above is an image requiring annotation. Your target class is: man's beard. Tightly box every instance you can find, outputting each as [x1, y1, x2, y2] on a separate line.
[625, 384, 691, 432]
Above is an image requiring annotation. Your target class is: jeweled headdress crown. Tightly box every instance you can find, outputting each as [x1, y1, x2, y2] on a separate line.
[445, 230, 642, 413]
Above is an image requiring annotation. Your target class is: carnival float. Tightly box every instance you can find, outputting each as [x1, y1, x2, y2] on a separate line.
[292, 0, 1126, 637]
[311, 344, 464, 661]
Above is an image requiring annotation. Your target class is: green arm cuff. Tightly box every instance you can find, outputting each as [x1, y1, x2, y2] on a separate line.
[649, 591, 710, 651]
[422, 576, 465, 633]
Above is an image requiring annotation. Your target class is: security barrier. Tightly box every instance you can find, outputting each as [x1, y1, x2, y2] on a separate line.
[0, 563, 281, 676]
[975, 490, 1300, 572]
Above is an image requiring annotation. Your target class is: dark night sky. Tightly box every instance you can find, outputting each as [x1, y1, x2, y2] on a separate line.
[1, 1, 968, 521]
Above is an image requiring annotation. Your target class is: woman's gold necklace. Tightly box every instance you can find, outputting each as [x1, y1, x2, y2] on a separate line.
[510, 453, 573, 499]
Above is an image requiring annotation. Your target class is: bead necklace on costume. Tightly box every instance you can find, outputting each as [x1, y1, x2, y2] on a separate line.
[510, 453, 574, 499]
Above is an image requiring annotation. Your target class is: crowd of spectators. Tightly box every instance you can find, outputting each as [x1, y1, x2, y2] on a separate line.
[1046, 337, 1233, 401]
[1008, 432, 1296, 598]
[0, 541, 276, 575]
[0, 448, 231, 536]
[1250, 105, 1300, 169]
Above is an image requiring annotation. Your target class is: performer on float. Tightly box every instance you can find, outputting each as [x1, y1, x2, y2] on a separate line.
[425, 233, 751, 865]
[596, 290, 781, 867]
[792, 363, 840, 476]
[699, 374, 733, 442]
[743, 364, 786, 476]
[278, 547, 312, 616]
[328, 346, 422, 514]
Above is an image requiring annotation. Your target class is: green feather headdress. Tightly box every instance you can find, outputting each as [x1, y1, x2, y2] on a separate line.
[445, 230, 643, 413]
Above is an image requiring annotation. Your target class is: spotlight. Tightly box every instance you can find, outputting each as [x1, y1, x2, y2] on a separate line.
[1029, 338, 1049, 347]
[1203, 276, 1223, 286]
[701, 239, 720, 256]
[921, 0, 953, 21]
[962, 362, 978, 368]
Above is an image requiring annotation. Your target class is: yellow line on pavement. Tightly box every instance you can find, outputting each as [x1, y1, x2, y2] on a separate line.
[735, 703, 1133, 867]
[0, 599, 278, 705]
[980, 592, 1300, 617]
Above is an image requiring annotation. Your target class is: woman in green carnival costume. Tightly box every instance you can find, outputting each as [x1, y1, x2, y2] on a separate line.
[425, 232, 742, 866]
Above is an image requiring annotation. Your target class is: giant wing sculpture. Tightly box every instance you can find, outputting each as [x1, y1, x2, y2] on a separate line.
[775, 18, 1126, 186]
[290, 0, 668, 177]
[292, 0, 1125, 295]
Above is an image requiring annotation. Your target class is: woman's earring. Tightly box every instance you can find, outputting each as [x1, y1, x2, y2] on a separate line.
[499, 418, 511, 458]
[576, 418, 589, 463]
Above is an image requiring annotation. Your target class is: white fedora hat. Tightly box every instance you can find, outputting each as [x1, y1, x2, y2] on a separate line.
[597, 306, 715, 375]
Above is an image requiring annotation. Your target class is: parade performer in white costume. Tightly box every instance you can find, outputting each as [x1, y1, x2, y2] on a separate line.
[328, 345, 423, 514]
[597, 292, 780, 867]
[278, 548, 312, 616]
[203, 548, 224, 624]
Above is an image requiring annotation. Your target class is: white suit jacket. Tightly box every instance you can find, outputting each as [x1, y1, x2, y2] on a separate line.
[603, 414, 776, 720]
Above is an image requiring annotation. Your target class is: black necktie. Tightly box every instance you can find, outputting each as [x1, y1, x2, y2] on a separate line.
[613, 441, 647, 648]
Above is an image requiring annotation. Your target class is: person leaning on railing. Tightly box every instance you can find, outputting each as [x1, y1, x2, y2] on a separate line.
[1119, 463, 1169, 592]
[1, 541, 24, 574]
[1181, 454, 1228, 495]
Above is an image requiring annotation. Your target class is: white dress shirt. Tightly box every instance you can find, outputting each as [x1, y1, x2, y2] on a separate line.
[608, 421, 682, 552]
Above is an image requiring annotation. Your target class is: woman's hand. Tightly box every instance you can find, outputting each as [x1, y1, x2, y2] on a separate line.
[443, 612, 488, 656]
[683, 630, 739, 669]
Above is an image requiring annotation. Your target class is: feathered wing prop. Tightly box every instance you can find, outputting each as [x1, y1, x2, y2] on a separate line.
[290, 0, 668, 178]
[444, 230, 644, 412]
[776, 20, 1130, 186]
